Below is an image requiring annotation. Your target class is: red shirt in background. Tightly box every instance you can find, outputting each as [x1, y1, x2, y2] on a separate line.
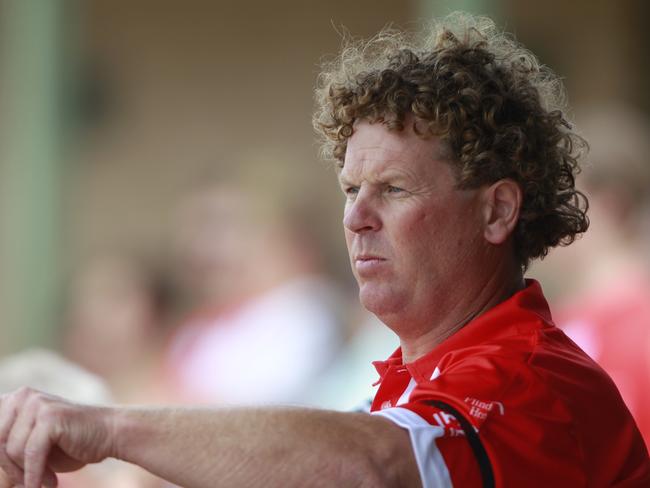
[557, 271, 650, 450]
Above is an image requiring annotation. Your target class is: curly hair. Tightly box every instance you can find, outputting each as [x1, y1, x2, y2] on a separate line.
[313, 12, 589, 269]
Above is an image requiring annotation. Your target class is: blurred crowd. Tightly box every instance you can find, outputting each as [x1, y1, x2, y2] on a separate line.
[0, 103, 648, 486]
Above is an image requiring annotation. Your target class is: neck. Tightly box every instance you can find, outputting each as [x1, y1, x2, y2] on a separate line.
[399, 261, 524, 364]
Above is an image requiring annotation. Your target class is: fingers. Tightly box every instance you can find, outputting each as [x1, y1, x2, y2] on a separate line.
[0, 467, 15, 488]
[0, 393, 26, 486]
[0, 447, 24, 486]
[6, 393, 38, 469]
[0, 387, 112, 488]
[0, 388, 58, 488]
[24, 422, 58, 488]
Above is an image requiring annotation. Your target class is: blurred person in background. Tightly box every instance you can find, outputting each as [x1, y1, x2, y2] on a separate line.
[63, 254, 177, 404]
[306, 308, 400, 411]
[0, 13, 648, 488]
[533, 104, 650, 448]
[162, 165, 345, 404]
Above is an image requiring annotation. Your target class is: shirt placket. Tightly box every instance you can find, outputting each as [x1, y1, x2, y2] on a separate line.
[371, 365, 413, 411]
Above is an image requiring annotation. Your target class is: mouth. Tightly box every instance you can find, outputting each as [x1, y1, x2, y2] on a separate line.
[353, 255, 387, 275]
[354, 254, 385, 262]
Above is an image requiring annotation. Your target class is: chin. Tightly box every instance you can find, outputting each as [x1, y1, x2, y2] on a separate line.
[358, 285, 404, 318]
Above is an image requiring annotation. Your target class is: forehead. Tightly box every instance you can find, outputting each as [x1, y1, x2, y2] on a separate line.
[341, 120, 451, 180]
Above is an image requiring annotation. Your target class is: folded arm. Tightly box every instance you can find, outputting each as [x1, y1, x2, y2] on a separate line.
[0, 388, 421, 488]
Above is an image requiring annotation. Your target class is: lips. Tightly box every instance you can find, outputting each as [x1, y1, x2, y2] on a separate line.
[353, 255, 387, 275]
[355, 254, 385, 262]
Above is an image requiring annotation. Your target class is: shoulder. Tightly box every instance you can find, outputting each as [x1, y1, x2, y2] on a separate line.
[402, 323, 649, 486]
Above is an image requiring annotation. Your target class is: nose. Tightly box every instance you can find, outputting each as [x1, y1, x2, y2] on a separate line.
[343, 190, 381, 234]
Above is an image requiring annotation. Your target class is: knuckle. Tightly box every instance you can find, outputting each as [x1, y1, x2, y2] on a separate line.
[15, 386, 34, 398]
[0, 397, 16, 415]
[37, 404, 60, 424]
[5, 443, 22, 463]
[23, 394, 40, 412]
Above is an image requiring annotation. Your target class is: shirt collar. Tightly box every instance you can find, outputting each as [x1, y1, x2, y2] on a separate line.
[372, 279, 552, 384]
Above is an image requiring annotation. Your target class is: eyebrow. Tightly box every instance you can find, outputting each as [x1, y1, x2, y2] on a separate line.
[338, 167, 414, 187]
[337, 173, 354, 187]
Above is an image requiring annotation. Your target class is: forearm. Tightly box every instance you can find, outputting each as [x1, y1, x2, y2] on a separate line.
[112, 406, 414, 488]
[0, 389, 419, 488]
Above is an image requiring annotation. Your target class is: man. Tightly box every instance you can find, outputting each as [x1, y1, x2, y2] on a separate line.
[0, 12, 648, 488]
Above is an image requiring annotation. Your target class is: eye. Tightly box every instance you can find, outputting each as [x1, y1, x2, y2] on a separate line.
[343, 186, 359, 198]
[386, 185, 405, 194]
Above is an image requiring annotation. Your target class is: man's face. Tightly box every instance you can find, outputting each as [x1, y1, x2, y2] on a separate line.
[339, 120, 486, 326]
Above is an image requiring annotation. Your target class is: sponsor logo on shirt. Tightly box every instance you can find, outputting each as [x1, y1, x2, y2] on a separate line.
[465, 397, 505, 421]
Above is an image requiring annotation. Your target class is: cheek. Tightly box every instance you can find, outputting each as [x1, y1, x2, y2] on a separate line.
[393, 208, 438, 258]
[344, 229, 354, 248]
[411, 206, 447, 241]
[344, 230, 357, 262]
[402, 205, 469, 262]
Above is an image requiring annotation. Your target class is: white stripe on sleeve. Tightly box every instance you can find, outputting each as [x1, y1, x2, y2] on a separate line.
[372, 407, 453, 488]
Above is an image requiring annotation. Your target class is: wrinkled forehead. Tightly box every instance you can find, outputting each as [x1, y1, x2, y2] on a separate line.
[351, 117, 448, 151]
[339, 120, 453, 176]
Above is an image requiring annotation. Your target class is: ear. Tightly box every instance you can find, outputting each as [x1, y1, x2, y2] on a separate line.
[481, 179, 522, 245]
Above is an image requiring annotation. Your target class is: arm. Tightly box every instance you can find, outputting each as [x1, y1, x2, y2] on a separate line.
[0, 388, 421, 488]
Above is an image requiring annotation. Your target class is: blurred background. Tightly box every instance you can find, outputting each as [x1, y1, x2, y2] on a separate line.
[0, 0, 648, 484]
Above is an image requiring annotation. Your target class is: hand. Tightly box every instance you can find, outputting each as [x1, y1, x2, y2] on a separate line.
[0, 387, 116, 488]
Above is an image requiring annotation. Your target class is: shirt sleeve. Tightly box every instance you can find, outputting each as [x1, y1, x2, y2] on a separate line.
[372, 401, 487, 488]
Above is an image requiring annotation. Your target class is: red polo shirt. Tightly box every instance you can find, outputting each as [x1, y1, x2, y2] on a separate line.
[370, 280, 650, 487]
